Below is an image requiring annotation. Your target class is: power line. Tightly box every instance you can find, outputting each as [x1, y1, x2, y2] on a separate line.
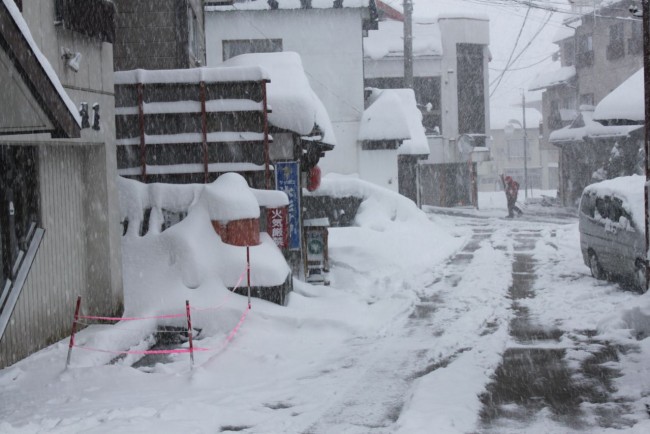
[489, 5, 531, 94]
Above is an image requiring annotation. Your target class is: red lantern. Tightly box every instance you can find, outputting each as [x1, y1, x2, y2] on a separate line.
[307, 165, 321, 192]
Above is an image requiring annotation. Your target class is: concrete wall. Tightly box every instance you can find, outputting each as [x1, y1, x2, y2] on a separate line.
[0, 1, 122, 368]
[205, 8, 366, 175]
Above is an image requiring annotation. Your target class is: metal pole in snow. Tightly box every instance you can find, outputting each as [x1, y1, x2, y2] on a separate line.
[185, 300, 194, 369]
[65, 296, 81, 369]
[199, 81, 209, 184]
[522, 92, 529, 200]
[246, 246, 251, 309]
[137, 83, 147, 182]
[403, 0, 414, 89]
[641, 0, 650, 288]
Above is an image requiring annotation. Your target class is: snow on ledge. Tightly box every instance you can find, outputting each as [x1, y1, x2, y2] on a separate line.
[222, 52, 336, 146]
[114, 66, 270, 85]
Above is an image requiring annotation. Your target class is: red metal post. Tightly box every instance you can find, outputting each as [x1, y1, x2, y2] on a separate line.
[200, 81, 209, 184]
[65, 296, 81, 369]
[262, 80, 271, 190]
[137, 83, 147, 182]
[185, 300, 194, 368]
[246, 246, 251, 309]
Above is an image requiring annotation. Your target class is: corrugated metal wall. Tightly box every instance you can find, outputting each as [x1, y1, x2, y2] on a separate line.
[0, 145, 88, 368]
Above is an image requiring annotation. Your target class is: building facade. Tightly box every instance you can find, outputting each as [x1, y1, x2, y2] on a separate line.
[531, 0, 643, 205]
[1, 0, 123, 368]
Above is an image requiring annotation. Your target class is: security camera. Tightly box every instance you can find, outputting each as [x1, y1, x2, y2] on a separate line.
[61, 48, 81, 72]
[67, 52, 82, 72]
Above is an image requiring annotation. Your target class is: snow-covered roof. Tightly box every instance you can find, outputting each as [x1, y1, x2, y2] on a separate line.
[2, 0, 81, 128]
[593, 68, 644, 123]
[552, 24, 576, 43]
[528, 66, 576, 91]
[437, 12, 489, 21]
[359, 88, 429, 155]
[583, 174, 646, 232]
[549, 106, 643, 144]
[114, 67, 269, 85]
[489, 107, 542, 131]
[205, 0, 372, 12]
[222, 52, 336, 146]
[359, 90, 411, 142]
[364, 19, 442, 60]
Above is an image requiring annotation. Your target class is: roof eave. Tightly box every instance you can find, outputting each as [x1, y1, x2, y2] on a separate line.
[0, 3, 80, 139]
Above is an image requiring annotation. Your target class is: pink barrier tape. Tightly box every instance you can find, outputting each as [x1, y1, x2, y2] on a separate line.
[223, 305, 251, 347]
[73, 345, 210, 355]
[77, 312, 186, 322]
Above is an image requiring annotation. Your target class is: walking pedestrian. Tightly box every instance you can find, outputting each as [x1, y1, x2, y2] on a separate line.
[501, 174, 523, 218]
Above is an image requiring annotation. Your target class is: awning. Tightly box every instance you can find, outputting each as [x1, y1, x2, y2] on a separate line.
[529, 66, 576, 91]
[0, 0, 80, 138]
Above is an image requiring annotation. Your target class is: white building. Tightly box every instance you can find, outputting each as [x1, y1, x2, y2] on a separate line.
[204, 0, 378, 175]
[363, 7, 491, 206]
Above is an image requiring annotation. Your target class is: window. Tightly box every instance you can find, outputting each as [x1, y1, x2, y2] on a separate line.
[629, 21, 643, 55]
[580, 93, 594, 106]
[607, 23, 624, 61]
[507, 139, 530, 159]
[577, 34, 593, 68]
[549, 100, 562, 130]
[222, 39, 283, 61]
[54, 0, 116, 43]
[563, 40, 575, 66]
[0, 146, 39, 292]
[188, 7, 202, 63]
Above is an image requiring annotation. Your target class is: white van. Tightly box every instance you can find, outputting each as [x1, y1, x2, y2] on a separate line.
[578, 175, 647, 292]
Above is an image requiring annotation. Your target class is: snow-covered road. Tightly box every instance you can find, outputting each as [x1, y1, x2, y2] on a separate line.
[1, 200, 649, 434]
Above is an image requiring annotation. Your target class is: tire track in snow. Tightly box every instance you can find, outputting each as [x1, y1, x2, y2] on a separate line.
[297, 220, 514, 433]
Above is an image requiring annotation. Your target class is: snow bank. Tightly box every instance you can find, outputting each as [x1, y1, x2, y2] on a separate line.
[311, 173, 462, 273]
[118, 174, 291, 319]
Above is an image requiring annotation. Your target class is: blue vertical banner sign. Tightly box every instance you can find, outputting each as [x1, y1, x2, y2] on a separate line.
[275, 161, 301, 250]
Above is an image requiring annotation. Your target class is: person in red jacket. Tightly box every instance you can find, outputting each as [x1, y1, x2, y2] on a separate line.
[501, 175, 523, 218]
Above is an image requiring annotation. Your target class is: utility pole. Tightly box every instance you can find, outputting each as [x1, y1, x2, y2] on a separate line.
[403, 0, 414, 89]
[522, 92, 529, 199]
[641, 0, 650, 288]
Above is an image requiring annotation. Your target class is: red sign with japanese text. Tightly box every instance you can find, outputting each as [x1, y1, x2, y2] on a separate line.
[266, 207, 288, 248]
